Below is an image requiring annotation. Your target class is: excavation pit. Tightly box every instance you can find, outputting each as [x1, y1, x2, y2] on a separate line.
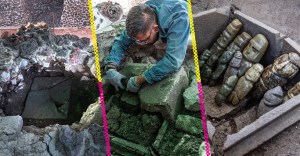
[0, 24, 98, 128]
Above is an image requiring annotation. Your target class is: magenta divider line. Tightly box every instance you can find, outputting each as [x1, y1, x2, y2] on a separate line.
[98, 82, 111, 156]
[197, 82, 211, 156]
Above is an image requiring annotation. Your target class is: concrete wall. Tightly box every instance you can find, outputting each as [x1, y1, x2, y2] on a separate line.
[192, 8, 230, 54]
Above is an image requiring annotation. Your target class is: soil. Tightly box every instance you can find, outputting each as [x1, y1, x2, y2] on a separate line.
[247, 121, 300, 156]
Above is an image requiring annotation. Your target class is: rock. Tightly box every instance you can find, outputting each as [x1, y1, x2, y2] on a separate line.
[139, 67, 189, 121]
[234, 107, 257, 131]
[105, 95, 119, 111]
[152, 121, 169, 151]
[171, 134, 203, 156]
[110, 135, 151, 156]
[97, 20, 125, 63]
[120, 92, 139, 114]
[207, 121, 215, 142]
[18, 38, 39, 59]
[199, 142, 208, 156]
[183, 58, 196, 81]
[115, 112, 156, 146]
[141, 114, 162, 134]
[183, 76, 199, 111]
[0, 46, 14, 70]
[0, 116, 23, 137]
[3, 132, 50, 155]
[90, 62, 97, 78]
[47, 125, 105, 156]
[106, 106, 121, 132]
[22, 77, 72, 120]
[108, 110, 155, 146]
[154, 124, 184, 155]
[94, 2, 123, 32]
[257, 86, 284, 117]
[119, 63, 154, 79]
[175, 115, 202, 136]
[0, 71, 10, 83]
[78, 99, 103, 129]
[141, 56, 157, 64]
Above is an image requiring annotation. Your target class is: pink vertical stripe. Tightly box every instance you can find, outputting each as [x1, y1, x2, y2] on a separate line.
[98, 82, 111, 156]
[197, 82, 211, 156]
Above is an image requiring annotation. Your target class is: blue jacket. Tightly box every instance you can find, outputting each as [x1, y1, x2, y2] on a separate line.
[105, 0, 190, 84]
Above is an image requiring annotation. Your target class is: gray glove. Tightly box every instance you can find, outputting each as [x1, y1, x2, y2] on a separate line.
[126, 77, 140, 93]
[106, 69, 126, 91]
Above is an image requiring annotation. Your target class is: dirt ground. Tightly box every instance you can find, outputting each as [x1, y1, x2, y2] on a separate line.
[192, 0, 300, 155]
[192, 0, 300, 44]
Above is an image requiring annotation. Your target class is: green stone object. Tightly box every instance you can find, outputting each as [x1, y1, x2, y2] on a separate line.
[175, 115, 202, 136]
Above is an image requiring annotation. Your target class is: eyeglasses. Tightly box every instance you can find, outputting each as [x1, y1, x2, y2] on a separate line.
[134, 30, 152, 45]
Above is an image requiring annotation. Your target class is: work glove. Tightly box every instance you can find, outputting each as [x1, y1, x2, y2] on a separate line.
[106, 69, 126, 91]
[126, 75, 148, 93]
[126, 77, 140, 93]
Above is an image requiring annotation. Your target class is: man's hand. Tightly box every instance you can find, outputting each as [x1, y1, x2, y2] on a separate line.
[126, 75, 147, 93]
[106, 69, 126, 91]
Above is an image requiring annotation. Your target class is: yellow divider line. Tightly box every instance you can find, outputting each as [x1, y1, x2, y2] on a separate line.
[187, 0, 201, 82]
[87, 0, 102, 82]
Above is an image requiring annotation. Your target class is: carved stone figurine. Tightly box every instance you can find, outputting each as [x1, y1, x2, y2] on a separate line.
[284, 81, 300, 102]
[200, 19, 242, 84]
[257, 86, 284, 117]
[237, 34, 269, 77]
[210, 32, 252, 86]
[229, 63, 264, 105]
[253, 52, 300, 99]
[222, 51, 243, 84]
[215, 75, 238, 105]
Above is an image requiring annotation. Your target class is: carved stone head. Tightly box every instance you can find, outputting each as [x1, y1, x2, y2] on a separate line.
[245, 63, 264, 82]
[273, 53, 300, 79]
[227, 32, 252, 52]
[229, 51, 243, 68]
[235, 32, 252, 50]
[217, 19, 242, 48]
[243, 34, 268, 63]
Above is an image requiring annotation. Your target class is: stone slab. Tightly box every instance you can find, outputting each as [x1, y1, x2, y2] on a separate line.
[152, 120, 169, 151]
[233, 10, 283, 66]
[223, 94, 300, 156]
[22, 77, 72, 120]
[139, 67, 189, 121]
[193, 8, 230, 53]
[110, 135, 152, 156]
